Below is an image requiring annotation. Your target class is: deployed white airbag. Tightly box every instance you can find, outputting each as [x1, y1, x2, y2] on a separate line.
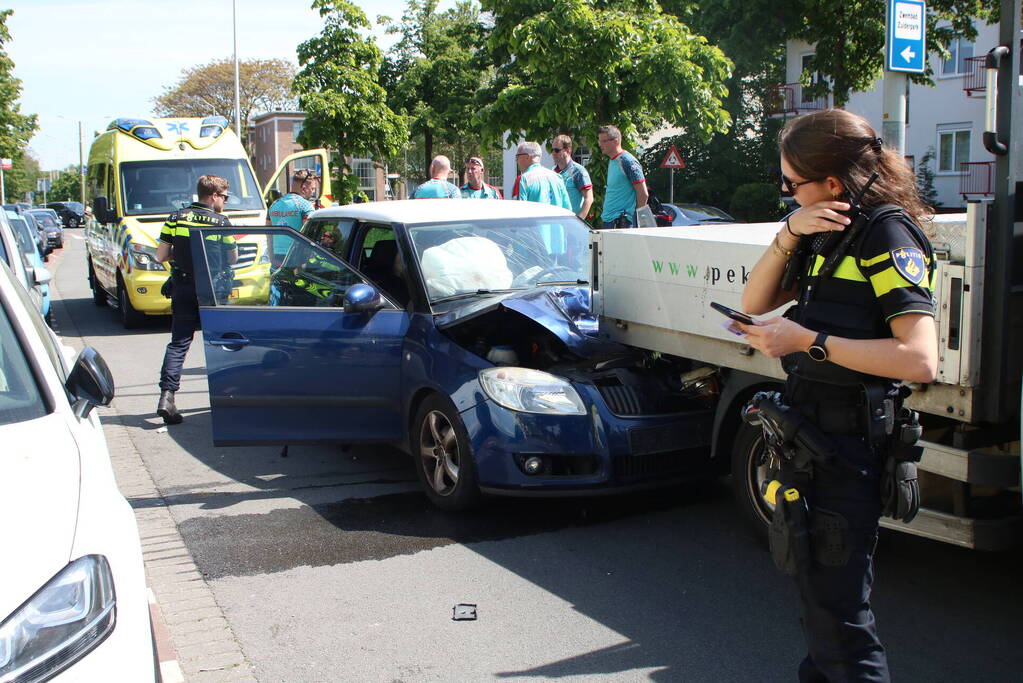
[421, 236, 512, 297]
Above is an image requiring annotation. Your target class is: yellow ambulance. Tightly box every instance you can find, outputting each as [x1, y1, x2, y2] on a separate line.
[84, 116, 330, 327]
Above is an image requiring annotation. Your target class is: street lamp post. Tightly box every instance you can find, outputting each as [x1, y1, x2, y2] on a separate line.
[232, 0, 241, 137]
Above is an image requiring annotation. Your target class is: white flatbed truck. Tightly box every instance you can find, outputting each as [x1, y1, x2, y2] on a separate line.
[591, 207, 1019, 549]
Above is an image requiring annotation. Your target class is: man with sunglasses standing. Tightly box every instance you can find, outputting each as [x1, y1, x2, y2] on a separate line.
[511, 141, 571, 210]
[154, 174, 237, 424]
[550, 135, 593, 220]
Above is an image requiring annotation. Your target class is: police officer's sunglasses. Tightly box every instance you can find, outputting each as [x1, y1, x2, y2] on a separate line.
[781, 173, 822, 194]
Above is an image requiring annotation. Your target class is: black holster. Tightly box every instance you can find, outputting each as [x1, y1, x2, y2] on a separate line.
[880, 408, 924, 522]
[769, 485, 811, 576]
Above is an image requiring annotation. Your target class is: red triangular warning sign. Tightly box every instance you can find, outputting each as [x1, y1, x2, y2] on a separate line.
[660, 145, 685, 169]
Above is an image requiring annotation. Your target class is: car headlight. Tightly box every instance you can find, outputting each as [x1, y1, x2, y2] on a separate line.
[129, 244, 165, 271]
[0, 555, 116, 683]
[479, 367, 586, 415]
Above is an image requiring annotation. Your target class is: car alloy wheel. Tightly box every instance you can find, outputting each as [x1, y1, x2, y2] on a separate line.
[420, 410, 460, 496]
[412, 394, 482, 511]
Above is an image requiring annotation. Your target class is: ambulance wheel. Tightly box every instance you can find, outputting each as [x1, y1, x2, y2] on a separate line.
[413, 394, 482, 512]
[117, 277, 146, 329]
[731, 419, 775, 543]
[88, 260, 107, 307]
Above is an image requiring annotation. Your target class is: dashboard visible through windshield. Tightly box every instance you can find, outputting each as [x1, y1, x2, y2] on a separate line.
[407, 217, 590, 302]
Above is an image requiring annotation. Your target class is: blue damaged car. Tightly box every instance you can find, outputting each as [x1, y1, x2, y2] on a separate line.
[187, 200, 717, 510]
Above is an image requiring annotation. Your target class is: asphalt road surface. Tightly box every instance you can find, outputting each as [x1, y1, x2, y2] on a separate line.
[47, 233, 1023, 682]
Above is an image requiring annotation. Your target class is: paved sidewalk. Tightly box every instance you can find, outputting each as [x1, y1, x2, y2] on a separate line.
[46, 246, 256, 683]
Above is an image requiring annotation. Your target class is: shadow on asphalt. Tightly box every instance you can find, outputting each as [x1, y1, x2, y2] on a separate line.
[119, 400, 1023, 681]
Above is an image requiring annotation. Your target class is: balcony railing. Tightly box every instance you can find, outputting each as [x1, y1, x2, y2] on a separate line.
[960, 161, 994, 198]
[963, 56, 987, 97]
[765, 83, 830, 116]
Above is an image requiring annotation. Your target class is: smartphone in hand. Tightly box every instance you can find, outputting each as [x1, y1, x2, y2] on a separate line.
[710, 301, 754, 325]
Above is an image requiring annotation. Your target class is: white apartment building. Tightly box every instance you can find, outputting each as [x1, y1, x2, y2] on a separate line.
[776, 20, 1000, 208]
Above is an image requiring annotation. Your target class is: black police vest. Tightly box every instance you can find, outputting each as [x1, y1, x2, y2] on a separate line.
[781, 205, 932, 387]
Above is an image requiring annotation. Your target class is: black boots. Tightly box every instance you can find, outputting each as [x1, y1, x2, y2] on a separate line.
[157, 390, 183, 424]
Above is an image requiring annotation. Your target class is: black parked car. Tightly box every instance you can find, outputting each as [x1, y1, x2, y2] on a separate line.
[27, 209, 63, 248]
[47, 200, 85, 228]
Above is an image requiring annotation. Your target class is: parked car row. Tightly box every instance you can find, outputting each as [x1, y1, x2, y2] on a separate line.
[0, 211, 51, 323]
[0, 257, 159, 681]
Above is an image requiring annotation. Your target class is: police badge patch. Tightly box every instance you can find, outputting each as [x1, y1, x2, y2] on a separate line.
[891, 247, 926, 285]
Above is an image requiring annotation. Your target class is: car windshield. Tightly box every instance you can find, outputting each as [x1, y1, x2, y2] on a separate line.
[0, 291, 47, 425]
[407, 216, 590, 303]
[27, 211, 57, 228]
[119, 158, 263, 215]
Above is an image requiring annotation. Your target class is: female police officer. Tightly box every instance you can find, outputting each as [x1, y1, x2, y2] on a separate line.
[737, 109, 937, 682]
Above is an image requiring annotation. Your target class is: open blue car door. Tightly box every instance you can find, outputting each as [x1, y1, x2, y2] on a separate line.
[188, 226, 408, 445]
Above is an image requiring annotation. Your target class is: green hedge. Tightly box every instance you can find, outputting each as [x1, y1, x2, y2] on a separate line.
[728, 183, 785, 223]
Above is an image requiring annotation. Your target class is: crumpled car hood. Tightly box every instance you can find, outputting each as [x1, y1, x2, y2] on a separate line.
[435, 286, 620, 357]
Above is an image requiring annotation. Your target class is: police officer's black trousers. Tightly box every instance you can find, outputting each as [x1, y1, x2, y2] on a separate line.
[784, 433, 889, 683]
[158, 276, 199, 393]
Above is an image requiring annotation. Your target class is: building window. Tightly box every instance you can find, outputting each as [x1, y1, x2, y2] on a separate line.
[942, 37, 974, 76]
[800, 53, 824, 103]
[353, 159, 375, 201]
[937, 128, 971, 172]
[292, 120, 303, 140]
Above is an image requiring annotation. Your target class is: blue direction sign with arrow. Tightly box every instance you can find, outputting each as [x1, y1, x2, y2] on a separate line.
[887, 0, 927, 73]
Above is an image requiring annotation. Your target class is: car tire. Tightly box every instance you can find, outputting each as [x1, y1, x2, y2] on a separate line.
[731, 418, 776, 545]
[55, 238, 63, 249]
[118, 277, 146, 329]
[88, 260, 108, 307]
[412, 394, 483, 511]
[67, 216, 79, 228]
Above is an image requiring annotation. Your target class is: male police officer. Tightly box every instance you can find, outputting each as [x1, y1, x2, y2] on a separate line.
[155, 175, 237, 424]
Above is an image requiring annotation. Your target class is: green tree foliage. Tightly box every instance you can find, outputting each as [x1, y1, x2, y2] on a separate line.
[728, 182, 785, 222]
[476, 0, 732, 147]
[152, 58, 298, 133]
[48, 166, 82, 203]
[476, 0, 732, 221]
[0, 10, 38, 199]
[916, 147, 940, 209]
[6, 152, 41, 202]
[381, 1, 488, 178]
[294, 0, 409, 204]
[677, 0, 998, 106]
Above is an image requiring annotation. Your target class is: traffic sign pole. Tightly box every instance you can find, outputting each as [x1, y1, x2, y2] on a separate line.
[884, 0, 926, 157]
[670, 168, 674, 204]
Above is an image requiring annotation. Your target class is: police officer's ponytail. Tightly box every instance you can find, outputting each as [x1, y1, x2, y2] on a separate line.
[780, 109, 932, 223]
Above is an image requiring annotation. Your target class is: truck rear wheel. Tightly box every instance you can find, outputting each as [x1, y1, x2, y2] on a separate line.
[730, 419, 777, 543]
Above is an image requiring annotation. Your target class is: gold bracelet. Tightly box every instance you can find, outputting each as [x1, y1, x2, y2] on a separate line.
[772, 233, 793, 259]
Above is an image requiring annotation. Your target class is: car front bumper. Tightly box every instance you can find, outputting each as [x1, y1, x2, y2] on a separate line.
[461, 384, 715, 494]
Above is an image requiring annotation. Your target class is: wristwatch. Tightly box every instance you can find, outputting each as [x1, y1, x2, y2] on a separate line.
[807, 332, 830, 362]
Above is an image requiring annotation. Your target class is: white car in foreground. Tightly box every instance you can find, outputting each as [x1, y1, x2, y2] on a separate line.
[0, 260, 157, 682]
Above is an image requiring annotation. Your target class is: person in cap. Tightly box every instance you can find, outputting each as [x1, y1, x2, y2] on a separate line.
[460, 157, 502, 199]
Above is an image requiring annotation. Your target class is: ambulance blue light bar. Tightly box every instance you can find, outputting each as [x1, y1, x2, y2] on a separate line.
[200, 116, 229, 138]
[108, 118, 163, 140]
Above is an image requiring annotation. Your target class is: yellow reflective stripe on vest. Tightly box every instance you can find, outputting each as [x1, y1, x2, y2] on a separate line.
[868, 265, 934, 297]
[808, 255, 867, 282]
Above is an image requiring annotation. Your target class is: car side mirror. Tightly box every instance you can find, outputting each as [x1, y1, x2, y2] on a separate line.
[343, 283, 383, 314]
[65, 347, 115, 419]
[28, 267, 52, 286]
[93, 196, 114, 224]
